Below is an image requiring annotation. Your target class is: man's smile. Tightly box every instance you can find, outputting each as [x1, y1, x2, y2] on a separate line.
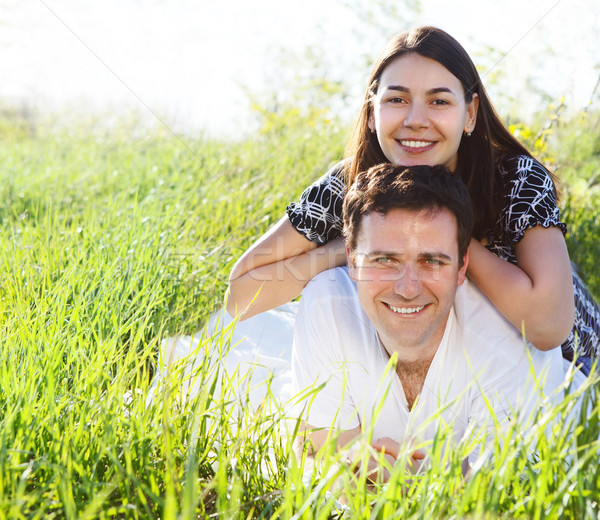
[385, 302, 427, 315]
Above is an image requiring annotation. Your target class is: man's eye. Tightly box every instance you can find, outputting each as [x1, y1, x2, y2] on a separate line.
[425, 258, 441, 265]
[376, 257, 392, 265]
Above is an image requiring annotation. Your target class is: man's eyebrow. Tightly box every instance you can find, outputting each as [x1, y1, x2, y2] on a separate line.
[420, 252, 453, 262]
[358, 251, 455, 261]
[362, 250, 402, 258]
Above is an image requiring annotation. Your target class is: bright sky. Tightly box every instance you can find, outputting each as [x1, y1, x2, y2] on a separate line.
[1, 0, 598, 136]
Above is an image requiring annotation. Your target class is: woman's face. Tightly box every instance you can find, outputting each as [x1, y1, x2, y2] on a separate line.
[369, 53, 479, 171]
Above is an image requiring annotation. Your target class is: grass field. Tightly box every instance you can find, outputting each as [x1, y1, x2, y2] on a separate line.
[0, 110, 598, 519]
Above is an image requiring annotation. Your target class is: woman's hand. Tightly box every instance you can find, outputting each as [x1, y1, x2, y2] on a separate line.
[226, 216, 347, 319]
[466, 226, 575, 350]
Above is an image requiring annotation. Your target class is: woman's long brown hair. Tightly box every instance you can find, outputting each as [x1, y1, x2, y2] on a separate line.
[344, 26, 555, 239]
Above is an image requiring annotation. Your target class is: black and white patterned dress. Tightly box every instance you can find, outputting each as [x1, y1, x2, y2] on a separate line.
[286, 155, 600, 372]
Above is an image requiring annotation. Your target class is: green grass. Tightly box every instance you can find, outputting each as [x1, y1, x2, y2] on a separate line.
[0, 110, 598, 519]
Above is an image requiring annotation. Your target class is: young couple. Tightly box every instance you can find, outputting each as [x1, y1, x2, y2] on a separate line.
[201, 26, 597, 472]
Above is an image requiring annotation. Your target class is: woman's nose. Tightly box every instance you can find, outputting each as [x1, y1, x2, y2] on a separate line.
[403, 102, 429, 129]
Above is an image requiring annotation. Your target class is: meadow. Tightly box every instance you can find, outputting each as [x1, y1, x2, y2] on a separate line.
[0, 105, 599, 519]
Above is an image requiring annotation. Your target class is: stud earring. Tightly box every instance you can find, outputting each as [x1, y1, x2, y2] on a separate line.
[370, 128, 376, 134]
[464, 131, 472, 137]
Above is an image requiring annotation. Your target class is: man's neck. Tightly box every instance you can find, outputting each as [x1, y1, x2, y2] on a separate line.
[380, 314, 452, 410]
[394, 355, 436, 411]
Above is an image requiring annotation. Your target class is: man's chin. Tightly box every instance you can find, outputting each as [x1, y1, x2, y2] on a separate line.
[376, 324, 427, 353]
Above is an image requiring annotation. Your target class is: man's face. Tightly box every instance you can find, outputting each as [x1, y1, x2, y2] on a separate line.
[348, 207, 468, 361]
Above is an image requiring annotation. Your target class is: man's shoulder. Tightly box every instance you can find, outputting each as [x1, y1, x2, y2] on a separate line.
[303, 266, 357, 302]
[299, 266, 375, 340]
[451, 280, 562, 382]
[453, 279, 521, 351]
[452, 279, 536, 369]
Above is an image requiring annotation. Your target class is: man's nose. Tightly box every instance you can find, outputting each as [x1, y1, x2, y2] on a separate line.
[392, 264, 422, 299]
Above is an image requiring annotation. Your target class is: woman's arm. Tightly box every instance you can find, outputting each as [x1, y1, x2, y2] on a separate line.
[467, 226, 575, 350]
[226, 216, 347, 319]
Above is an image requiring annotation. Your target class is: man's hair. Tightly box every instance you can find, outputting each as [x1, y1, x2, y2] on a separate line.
[343, 164, 474, 265]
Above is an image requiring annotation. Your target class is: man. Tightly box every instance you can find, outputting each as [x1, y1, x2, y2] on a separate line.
[291, 163, 566, 473]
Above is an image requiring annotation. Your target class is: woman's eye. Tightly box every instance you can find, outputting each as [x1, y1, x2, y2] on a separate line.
[387, 97, 406, 104]
[432, 99, 450, 106]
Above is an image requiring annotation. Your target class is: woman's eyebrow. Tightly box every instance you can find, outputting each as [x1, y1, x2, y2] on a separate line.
[384, 85, 456, 96]
[426, 87, 455, 96]
[384, 85, 409, 93]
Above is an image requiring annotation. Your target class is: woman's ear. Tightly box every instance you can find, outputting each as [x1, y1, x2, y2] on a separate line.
[368, 113, 376, 134]
[465, 93, 479, 133]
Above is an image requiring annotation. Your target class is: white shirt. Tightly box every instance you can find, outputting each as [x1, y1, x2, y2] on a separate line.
[292, 267, 566, 450]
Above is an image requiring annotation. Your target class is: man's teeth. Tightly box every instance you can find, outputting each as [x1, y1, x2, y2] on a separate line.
[400, 140, 432, 148]
[388, 304, 425, 314]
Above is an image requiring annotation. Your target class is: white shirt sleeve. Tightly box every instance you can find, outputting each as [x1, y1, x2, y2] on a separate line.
[291, 273, 361, 431]
[462, 345, 564, 466]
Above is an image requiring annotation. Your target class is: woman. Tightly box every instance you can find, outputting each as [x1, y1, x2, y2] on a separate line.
[227, 26, 599, 371]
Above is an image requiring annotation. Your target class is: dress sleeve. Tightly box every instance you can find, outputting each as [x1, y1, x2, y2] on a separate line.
[500, 155, 567, 244]
[286, 161, 346, 245]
